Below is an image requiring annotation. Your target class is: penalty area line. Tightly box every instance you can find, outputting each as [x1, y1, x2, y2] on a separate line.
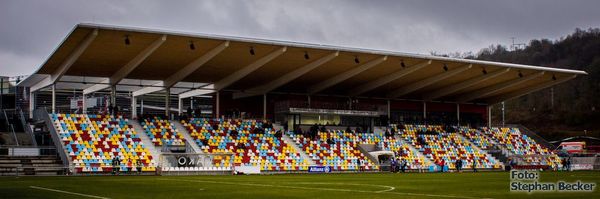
[29, 186, 111, 199]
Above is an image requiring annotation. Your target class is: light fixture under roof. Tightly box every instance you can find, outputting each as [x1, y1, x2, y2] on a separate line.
[189, 41, 195, 50]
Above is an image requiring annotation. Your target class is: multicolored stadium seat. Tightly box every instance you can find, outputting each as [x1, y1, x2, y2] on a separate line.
[356, 132, 430, 169]
[458, 127, 494, 150]
[289, 130, 377, 171]
[181, 118, 309, 171]
[399, 124, 502, 170]
[480, 127, 562, 168]
[52, 113, 156, 173]
[141, 116, 186, 146]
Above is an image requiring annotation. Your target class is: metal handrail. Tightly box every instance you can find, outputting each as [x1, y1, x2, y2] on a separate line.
[35, 109, 69, 167]
[8, 124, 18, 146]
[18, 108, 37, 147]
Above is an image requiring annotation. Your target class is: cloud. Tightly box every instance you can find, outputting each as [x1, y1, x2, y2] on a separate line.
[0, 0, 599, 77]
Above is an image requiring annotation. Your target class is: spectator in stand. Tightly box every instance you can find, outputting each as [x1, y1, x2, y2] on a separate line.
[355, 126, 362, 133]
[320, 125, 327, 133]
[113, 105, 119, 117]
[326, 137, 334, 145]
[561, 158, 568, 171]
[108, 103, 114, 116]
[187, 106, 193, 118]
[345, 126, 352, 133]
[472, 158, 478, 172]
[275, 130, 282, 138]
[194, 107, 201, 117]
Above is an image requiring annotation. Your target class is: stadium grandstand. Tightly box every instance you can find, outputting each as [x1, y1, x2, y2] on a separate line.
[1, 23, 596, 178]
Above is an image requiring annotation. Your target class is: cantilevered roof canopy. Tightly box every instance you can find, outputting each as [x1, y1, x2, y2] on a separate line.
[19, 23, 587, 105]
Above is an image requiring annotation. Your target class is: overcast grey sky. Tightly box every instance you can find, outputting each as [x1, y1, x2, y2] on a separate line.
[1, 0, 599, 77]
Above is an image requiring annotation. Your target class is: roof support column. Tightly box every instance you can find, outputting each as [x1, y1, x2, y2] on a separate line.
[140, 98, 144, 116]
[387, 100, 391, 121]
[82, 93, 86, 114]
[131, 95, 137, 119]
[165, 88, 171, 119]
[456, 103, 460, 127]
[110, 85, 116, 106]
[190, 97, 194, 110]
[423, 101, 427, 125]
[178, 97, 183, 117]
[487, 105, 492, 128]
[29, 91, 35, 118]
[215, 91, 220, 118]
[51, 84, 56, 114]
[263, 94, 267, 120]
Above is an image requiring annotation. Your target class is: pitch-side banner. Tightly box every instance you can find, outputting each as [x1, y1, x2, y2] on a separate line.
[308, 166, 332, 173]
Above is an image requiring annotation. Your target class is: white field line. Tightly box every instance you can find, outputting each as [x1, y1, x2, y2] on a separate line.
[159, 178, 493, 199]
[29, 186, 111, 199]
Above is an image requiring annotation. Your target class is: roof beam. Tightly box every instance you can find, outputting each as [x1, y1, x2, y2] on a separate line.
[214, 47, 287, 90]
[423, 68, 510, 100]
[348, 60, 431, 96]
[83, 35, 167, 95]
[485, 75, 577, 104]
[456, 71, 545, 102]
[388, 64, 472, 98]
[179, 84, 215, 99]
[308, 56, 387, 94]
[163, 41, 229, 88]
[30, 29, 98, 92]
[178, 47, 287, 99]
[233, 51, 339, 99]
[132, 41, 229, 97]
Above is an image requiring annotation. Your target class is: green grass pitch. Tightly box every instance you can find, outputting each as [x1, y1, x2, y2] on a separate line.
[1, 171, 598, 199]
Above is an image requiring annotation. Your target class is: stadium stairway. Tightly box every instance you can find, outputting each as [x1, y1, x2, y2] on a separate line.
[0, 155, 65, 176]
[282, 134, 315, 166]
[455, 133, 504, 166]
[356, 144, 381, 164]
[393, 134, 434, 166]
[171, 120, 201, 153]
[130, 120, 161, 160]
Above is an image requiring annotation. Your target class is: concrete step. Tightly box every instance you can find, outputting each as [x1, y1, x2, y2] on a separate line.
[455, 133, 504, 166]
[171, 120, 202, 153]
[394, 134, 434, 166]
[282, 134, 315, 165]
[130, 120, 161, 160]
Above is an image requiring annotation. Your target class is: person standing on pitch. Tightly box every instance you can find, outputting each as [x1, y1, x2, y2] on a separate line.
[455, 159, 462, 173]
